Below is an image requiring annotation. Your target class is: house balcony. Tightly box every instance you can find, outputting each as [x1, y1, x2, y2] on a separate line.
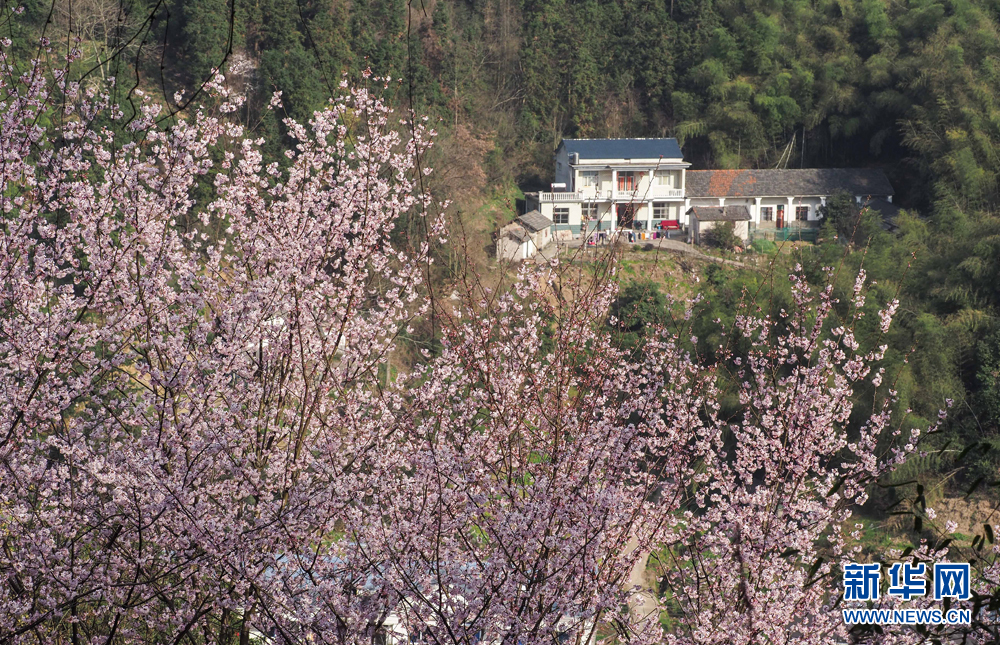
[614, 188, 684, 200]
[539, 188, 685, 202]
[539, 191, 583, 202]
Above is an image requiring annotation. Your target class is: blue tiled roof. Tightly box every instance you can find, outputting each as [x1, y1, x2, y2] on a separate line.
[560, 138, 683, 161]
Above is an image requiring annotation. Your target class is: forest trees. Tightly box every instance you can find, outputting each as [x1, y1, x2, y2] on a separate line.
[16, 0, 1000, 212]
[10, 0, 1000, 191]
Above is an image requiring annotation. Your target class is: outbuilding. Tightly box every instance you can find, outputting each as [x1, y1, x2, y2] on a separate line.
[688, 205, 752, 246]
[496, 210, 553, 262]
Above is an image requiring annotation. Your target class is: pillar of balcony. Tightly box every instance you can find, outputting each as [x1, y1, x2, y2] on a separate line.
[611, 169, 618, 232]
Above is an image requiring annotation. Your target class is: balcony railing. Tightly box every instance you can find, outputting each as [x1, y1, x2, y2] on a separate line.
[615, 188, 684, 200]
[539, 191, 582, 202]
[539, 188, 685, 202]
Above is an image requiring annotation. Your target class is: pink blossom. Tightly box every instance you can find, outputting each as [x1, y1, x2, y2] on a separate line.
[0, 58, 971, 645]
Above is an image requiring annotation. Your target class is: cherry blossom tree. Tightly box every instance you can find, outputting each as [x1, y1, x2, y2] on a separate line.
[0, 44, 983, 645]
[646, 270, 926, 645]
[0, 47, 441, 642]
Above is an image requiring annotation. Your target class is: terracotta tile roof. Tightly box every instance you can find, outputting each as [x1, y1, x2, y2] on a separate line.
[686, 169, 894, 198]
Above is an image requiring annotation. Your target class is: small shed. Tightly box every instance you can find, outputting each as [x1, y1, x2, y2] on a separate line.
[688, 205, 752, 246]
[496, 210, 553, 262]
[497, 224, 534, 261]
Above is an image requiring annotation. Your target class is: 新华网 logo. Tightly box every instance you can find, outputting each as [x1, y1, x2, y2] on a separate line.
[841, 561, 972, 626]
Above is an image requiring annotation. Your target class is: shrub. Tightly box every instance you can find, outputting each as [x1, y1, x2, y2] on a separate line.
[704, 221, 742, 250]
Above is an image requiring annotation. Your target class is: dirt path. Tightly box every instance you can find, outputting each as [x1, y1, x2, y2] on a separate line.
[625, 538, 659, 623]
[549, 237, 753, 269]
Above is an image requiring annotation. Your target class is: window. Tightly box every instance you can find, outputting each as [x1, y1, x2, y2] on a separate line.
[796, 206, 809, 220]
[761, 206, 774, 221]
[581, 202, 598, 220]
[579, 171, 598, 187]
[617, 171, 639, 191]
[655, 170, 678, 188]
[553, 207, 570, 224]
[653, 202, 668, 218]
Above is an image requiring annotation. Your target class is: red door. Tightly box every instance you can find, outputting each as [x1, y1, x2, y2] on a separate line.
[776, 205, 785, 229]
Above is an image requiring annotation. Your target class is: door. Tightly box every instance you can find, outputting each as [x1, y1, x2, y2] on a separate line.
[776, 204, 785, 229]
[616, 204, 636, 228]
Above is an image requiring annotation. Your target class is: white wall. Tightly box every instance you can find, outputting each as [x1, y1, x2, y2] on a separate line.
[575, 169, 615, 199]
[799, 197, 824, 221]
[496, 235, 523, 262]
[758, 197, 823, 224]
[692, 219, 749, 245]
[543, 202, 582, 231]
[542, 200, 687, 233]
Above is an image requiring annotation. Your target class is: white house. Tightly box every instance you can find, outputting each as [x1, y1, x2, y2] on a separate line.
[525, 138, 896, 240]
[526, 138, 690, 238]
